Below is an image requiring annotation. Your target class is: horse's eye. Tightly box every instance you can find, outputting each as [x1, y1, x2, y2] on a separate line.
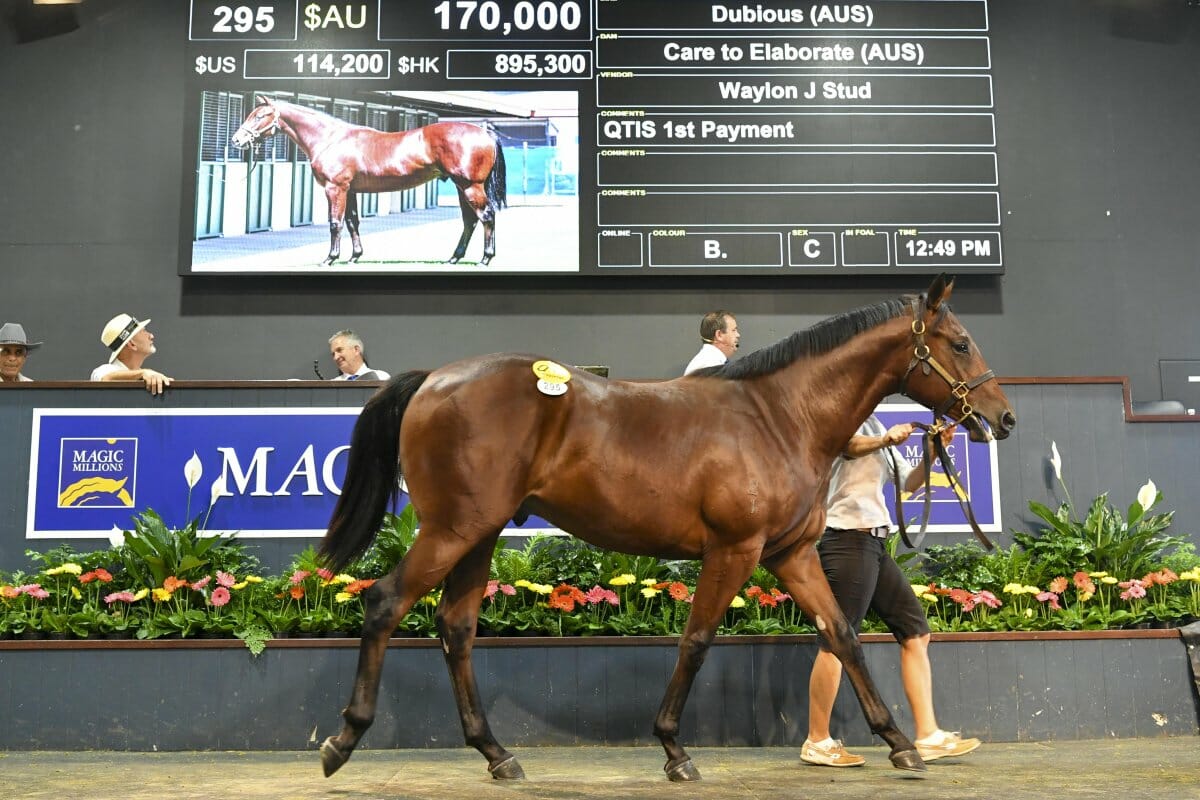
[953, 341, 970, 354]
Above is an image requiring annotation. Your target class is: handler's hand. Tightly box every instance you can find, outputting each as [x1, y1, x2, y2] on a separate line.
[881, 423, 914, 447]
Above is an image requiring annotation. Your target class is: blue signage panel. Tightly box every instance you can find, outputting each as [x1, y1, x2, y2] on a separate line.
[27, 408, 561, 540]
[27, 404, 998, 540]
[875, 404, 1000, 532]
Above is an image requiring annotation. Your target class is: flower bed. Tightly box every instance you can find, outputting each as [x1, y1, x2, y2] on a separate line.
[4, 446, 1199, 649]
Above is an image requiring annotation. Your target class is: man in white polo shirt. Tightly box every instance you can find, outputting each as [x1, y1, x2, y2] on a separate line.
[683, 310, 740, 375]
[90, 313, 172, 395]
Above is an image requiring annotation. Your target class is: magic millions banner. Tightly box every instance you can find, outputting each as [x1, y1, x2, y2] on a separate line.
[28, 408, 361, 539]
[875, 404, 1000, 533]
[26, 404, 999, 540]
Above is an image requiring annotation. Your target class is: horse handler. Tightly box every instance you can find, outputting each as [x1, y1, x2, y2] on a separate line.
[802, 415, 981, 767]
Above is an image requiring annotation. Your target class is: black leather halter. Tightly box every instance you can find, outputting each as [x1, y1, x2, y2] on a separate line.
[892, 296, 997, 551]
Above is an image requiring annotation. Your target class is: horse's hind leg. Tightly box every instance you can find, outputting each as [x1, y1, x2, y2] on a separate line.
[447, 187, 479, 264]
[344, 190, 364, 262]
[763, 545, 924, 771]
[322, 182, 348, 265]
[319, 528, 484, 778]
[437, 534, 524, 779]
[653, 547, 761, 781]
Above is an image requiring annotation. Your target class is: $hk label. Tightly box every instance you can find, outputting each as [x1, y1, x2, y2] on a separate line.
[304, 3, 367, 30]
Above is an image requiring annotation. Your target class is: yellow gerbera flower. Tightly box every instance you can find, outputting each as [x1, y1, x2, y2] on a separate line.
[151, 588, 172, 602]
[729, 595, 746, 609]
[244, 575, 264, 584]
[47, 563, 83, 576]
[1100, 576, 1118, 585]
[232, 582, 248, 590]
[333, 574, 355, 585]
[335, 592, 353, 603]
[641, 587, 661, 598]
[641, 578, 658, 587]
[514, 579, 534, 589]
[608, 574, 636, 586]
[132, 588, 149, 601]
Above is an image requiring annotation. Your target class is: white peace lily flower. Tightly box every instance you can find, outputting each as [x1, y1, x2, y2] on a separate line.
[108, 525, 126, 549]
[1049, 441, 1062, 481]
[1137, 479, 1157, 513]
[209, 471, 228, 509]
[183, 451, 203, 490]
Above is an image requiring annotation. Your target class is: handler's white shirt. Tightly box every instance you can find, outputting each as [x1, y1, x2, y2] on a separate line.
[683, 343, 727, 375]
[825, 415, 914, 530]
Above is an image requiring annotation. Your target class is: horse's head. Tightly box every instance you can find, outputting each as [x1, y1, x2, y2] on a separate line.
[230, 95, 280, 150]
[898, 275, 1016, 442]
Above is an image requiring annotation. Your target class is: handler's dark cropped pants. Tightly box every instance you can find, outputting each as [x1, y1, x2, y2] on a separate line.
[814, 527, 930, 651]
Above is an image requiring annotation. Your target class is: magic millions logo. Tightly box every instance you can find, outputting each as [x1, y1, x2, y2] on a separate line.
[57, 437, 138, 508]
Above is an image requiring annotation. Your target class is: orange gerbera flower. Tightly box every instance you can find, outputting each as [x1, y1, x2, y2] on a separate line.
[163, 576, 187, 593]
[745, 586, 764, 599]
[668, 582, 689, 601]
[756, 592, 778, 608]
[1049, 576, 1068, 594]
[289, 585, 305, 600]
[548, 583, 586, 612]
[343, 579, 377, 596]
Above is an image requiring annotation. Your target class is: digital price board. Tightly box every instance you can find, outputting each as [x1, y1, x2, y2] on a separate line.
[182, 0, 1004, 276]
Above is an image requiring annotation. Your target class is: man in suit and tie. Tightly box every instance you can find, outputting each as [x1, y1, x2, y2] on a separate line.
[328, 330, 390, 381]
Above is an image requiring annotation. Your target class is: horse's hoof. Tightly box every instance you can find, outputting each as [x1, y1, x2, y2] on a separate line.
[488, 755, 525, 780]
[349, 255, 362, 263]
[889, 748, 927, 772]
[319, 737, 350, 778]
[479, 257, 492, 266]
[665, 757, 701, 782]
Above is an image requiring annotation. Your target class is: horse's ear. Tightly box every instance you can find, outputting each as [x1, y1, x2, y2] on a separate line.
[255, 94, 273, 106]
[925, 273, 955, 311]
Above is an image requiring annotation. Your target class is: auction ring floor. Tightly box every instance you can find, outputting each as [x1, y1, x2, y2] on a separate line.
[4, 739, 1199, 800]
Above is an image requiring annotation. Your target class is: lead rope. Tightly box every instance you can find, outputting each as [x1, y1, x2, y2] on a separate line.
[888, 419, 995, 551]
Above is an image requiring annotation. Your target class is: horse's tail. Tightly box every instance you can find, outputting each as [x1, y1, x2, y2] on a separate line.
[319, 369, 432, 572]
[486, 131, 507, 212]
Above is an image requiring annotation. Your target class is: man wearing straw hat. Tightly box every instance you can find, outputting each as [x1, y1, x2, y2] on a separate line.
[91, 313, 173, 395]
[0, 322, 41, 382]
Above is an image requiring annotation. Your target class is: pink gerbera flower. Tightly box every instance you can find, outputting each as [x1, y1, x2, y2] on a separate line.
[191, 576, 211, 590]
[210, 587, 232, 607]
[216, 571, 236, 588]
[290, 570, 310, 585]
[104, 591, 137, 604]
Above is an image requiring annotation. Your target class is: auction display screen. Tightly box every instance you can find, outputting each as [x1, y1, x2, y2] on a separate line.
[182, 0, 1003, 276]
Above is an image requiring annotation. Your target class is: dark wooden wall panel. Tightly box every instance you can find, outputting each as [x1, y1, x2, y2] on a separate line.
[0, 636, 1194, 750]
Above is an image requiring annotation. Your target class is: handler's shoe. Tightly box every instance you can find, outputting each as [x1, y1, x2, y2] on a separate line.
[915, 730, 981, 761]
[801, 737, 866, 767]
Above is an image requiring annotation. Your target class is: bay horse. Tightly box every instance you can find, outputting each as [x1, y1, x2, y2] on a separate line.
[230, 95, 507, 266]
[317, 275, 1016, 782]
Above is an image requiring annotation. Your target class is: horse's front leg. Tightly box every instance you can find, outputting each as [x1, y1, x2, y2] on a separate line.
[654, 546, 760, 781]
[323, 183, 348, 265]
[764, 545, 925, 772]
[436, 535, 524, 779]
[344, 190, 364, 262]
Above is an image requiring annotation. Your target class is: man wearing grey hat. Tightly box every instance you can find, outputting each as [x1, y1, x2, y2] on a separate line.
[91, 313, 173, 395]
[0, 322, 41, 382]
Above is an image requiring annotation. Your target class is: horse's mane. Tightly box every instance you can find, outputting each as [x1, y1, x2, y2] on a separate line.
[699, 294, 919, 381]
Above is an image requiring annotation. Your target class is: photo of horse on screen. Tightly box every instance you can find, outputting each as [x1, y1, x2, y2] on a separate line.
[185, 90, 580, 274]
[231, 95, 506, 266]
